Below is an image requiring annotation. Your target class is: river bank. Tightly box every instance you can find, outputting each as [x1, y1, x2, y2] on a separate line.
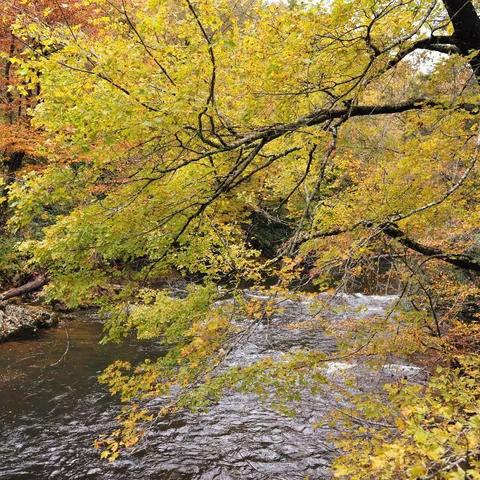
[0, 302, 58, 342]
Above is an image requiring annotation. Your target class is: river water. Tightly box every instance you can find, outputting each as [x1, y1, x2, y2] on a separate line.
[0, 292, 419, 480]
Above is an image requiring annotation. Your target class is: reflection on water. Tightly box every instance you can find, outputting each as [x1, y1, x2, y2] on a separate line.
[0, 293, 403, 480]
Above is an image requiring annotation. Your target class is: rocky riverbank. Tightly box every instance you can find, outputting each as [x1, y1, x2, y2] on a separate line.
[0, 303, 58, 342]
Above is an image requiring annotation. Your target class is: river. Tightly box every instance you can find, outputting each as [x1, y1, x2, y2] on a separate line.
[0, 292, 419, 479]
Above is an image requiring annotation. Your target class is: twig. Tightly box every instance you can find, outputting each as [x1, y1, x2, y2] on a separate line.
[49, 325, 70, 367]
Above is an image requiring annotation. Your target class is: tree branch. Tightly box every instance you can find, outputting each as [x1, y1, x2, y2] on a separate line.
[386, 35, 460, 70]
[382, 223, 480, 272]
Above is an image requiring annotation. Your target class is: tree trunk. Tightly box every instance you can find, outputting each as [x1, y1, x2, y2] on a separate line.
[0, 275, 49, 302]
[442, 0, 480, 81]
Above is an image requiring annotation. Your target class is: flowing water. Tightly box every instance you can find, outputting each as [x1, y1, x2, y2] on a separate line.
[0, 293, 421, 480]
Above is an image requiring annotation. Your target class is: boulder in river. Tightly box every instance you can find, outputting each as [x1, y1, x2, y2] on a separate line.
[0, 303, 58, 342]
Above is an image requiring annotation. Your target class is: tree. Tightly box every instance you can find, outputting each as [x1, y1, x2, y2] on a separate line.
[6, 0, 480, 474]
[0, 0, 92, 286]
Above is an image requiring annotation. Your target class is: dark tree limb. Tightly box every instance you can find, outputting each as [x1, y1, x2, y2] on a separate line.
[382, 223, 480, 272]
[386, 35, 460, 70]
[442, 0, 480, 80]
[0, 275, 49, 302]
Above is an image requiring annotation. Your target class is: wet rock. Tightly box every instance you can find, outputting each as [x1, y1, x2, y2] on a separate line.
[382, 364, 427, 382]
[0, 303, 58, 342]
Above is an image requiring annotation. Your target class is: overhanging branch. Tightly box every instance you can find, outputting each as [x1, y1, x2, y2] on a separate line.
[382, 223, 480, 272]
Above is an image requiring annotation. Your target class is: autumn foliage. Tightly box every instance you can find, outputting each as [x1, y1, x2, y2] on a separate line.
[1, 0, 480, 477]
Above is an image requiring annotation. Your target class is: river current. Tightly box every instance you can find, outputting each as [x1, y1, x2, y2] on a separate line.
[0, 292, 421, 480]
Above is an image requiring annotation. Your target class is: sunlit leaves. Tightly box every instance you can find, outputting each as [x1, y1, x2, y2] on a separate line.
[333, 355, 480, 480]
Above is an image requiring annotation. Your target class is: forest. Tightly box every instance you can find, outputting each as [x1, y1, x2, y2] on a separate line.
[0, 0, 479, 478]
